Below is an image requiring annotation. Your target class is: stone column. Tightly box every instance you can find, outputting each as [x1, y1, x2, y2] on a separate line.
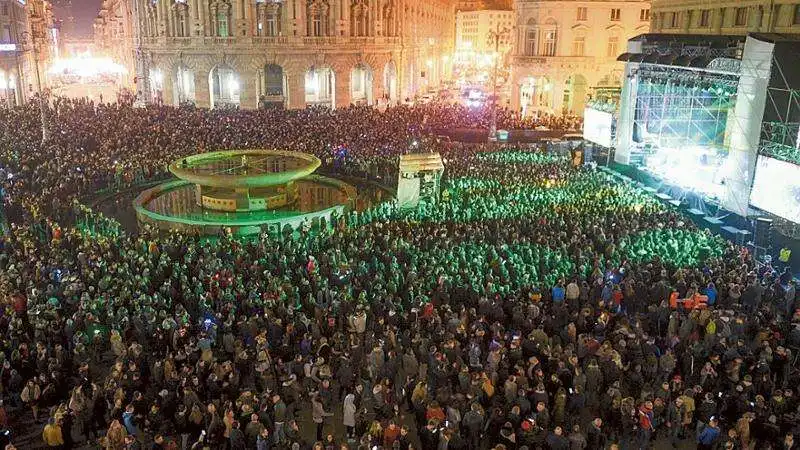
[713, 8, 724, 34]
[334, 65, 351, 108]
[551, 77, 566, 114]
[749, 6, 762, 32]
[510, 80, 521, 113]
[163, 72, 176, 106]
[286, 70, 305, 109]
[195, 66, 211, 108]
[238, 70, 259, 109]
[371, 71, 381, 105]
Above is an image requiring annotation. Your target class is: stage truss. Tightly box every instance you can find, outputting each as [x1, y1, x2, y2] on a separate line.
[625, 65, 739, 201]
[760, 88, 800, 165]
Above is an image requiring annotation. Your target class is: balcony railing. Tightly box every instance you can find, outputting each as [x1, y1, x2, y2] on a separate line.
[142, 35, 400, 48]
[513, 55, 594, 65]
[251, 36, 289, 45]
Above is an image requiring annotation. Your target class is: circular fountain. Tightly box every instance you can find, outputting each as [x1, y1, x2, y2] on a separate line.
[134, 150, 357, 235]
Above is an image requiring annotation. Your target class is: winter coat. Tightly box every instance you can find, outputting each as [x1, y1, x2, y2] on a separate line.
[343, 394, 357, 428]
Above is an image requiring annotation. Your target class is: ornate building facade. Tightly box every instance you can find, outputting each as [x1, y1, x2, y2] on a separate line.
[94, 0, 135, 87]
[650, 0, 800, 35]
[0, 0, 57, 106]
[132, 0, 455, 109]
[456, 9, 513, 54]
[510, 0, 650, 116]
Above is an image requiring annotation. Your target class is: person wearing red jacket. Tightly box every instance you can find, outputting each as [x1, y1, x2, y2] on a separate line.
[638, 401, 654, 449]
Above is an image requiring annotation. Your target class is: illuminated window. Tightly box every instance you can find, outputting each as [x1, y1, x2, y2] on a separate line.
[266, 9, 279, 36]
[607, 36, 619, 57]
[610, 8, 621, 21]
[216, 11, 229, 37]
[308, 3, 328, 37]
[542, 29, 557, 56]
[735, 7, 747, 26]
[576, 7, 587, 21]
[700, 9, 710, 27]
[524, 27, 536, 56]
[640, 9, 649, 21]
[572, 36, 585, 56]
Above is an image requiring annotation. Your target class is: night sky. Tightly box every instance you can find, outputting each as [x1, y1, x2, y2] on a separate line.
[52, 0, 100, 39]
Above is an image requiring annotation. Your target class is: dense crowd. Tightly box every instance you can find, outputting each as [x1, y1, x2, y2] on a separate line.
[0, 99, 797, 450]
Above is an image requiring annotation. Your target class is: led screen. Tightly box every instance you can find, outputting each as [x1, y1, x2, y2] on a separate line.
[583, 108, 614, 148]
[750, 156, 800, 224]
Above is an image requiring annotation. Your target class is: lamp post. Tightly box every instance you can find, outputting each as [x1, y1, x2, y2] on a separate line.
[486, 23, 509, 142]
[19, 27, 49, 144]
[132, 0, 151, 105]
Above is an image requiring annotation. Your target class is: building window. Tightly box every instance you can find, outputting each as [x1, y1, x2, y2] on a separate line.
[1, 24, 9, 41]
[700, 9, 710, 27]
[640, 9, 649, 21]
[543, 29, 557, 56]
[308, 2, 329, 37]
[176, 10, 187, 36]
[352, 3, 367, 37]
[572, 36, 585, 56]
[216, 10, 229, 37]
[793, 4, 800, 25]
[610, 8, 621, 21]
[607, 36, 619, 57]
[735, 7, 747, 26]
[524, 28, 537, 56]
[0, 2, 8, 16]
[669, 12, 679, 28]
[576, 7, 587, 21]
[266, 7, 280, 36]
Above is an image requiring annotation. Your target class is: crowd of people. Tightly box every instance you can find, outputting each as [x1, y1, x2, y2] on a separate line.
[0, 98, 797, 450]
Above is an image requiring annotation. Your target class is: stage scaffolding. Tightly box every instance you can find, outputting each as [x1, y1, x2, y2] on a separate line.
[628, 67, 739, 165]
[760, 88, 800, 165]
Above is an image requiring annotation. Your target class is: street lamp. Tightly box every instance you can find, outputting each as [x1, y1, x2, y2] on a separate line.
[18, 28, 49, 144]
[486, 24, 509, 142]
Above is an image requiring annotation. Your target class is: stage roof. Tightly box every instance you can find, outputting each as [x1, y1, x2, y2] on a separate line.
[399, 153, 445, 173]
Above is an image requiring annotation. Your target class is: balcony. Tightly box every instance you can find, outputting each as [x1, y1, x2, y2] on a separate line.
[166, 37, 193, 46]
[513, 54, 594, 66]
[203, 36, 237, 45]
[141, 35, 401, 49]
[251, 36, 289, 45]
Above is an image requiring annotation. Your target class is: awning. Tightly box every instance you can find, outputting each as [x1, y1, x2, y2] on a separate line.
[616, 52, 635, 62]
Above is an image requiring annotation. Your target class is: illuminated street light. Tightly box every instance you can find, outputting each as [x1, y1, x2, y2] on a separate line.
[487, 24, 510, 142]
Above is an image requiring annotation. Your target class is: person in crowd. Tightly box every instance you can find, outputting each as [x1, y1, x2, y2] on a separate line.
[0, 98, 796, 450]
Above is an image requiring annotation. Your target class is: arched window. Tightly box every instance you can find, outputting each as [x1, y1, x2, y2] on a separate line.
[214, 4, 230, 37]
[542, 19, 558, 56]
[308, 0, 329, 37]
[351, 1, 368, 37]
[175, 4, 188, 37]
[146, 7, 157, 36]
[524, 18, 537, 56]
[383, 3, 395, 37]
[266, 4, 280, 36]
[264, 64, 284, 96]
